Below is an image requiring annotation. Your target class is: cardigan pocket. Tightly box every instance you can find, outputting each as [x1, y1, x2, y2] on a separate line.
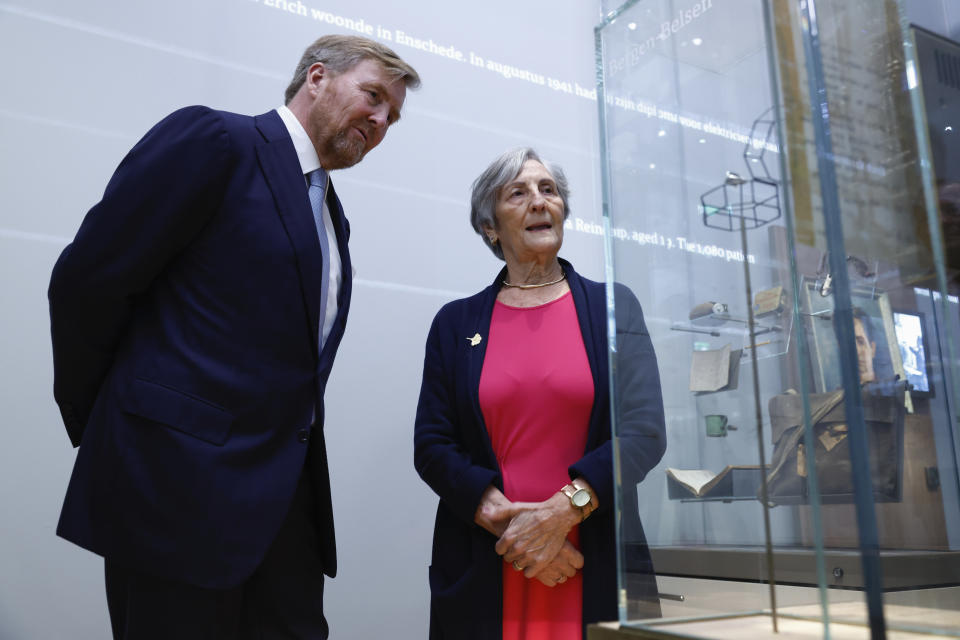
[428, 563, 499, 639]
[428, 562, 481, 599]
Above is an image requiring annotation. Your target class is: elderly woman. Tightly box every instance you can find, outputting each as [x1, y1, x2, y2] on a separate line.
[414, 148, 666, 639]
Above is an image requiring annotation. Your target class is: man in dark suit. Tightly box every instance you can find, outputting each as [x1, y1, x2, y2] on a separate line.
[48, 35, 419, 639]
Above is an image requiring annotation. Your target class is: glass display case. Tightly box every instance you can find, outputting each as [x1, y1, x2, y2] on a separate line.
[593, 0, 960, 638]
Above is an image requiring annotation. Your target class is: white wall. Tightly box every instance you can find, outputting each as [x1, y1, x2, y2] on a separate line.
[2, 1, 957, 638]
[0, 1, 606, 638]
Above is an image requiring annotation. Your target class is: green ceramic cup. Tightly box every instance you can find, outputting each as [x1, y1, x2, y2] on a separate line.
[705, 414, 728, 437]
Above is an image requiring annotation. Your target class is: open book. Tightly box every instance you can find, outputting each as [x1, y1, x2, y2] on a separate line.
[666, 465, 763, 499]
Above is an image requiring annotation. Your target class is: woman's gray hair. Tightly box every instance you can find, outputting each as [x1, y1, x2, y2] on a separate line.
[284, 35, 421, 104]
[469, 148, 571, 260]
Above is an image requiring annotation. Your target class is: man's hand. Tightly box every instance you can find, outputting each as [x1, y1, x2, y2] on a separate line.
[495, 491, 581, 579]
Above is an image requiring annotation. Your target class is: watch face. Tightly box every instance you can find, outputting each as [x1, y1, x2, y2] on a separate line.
[572, 489, 591, 508]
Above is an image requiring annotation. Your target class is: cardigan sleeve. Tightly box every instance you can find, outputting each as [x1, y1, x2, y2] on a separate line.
[569, 282, 666, 515]
[610, 283, 667, 484]
[414, 305, 500, 525]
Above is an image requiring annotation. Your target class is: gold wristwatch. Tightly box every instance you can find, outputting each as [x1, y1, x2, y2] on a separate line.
[561, 479, 594, 521]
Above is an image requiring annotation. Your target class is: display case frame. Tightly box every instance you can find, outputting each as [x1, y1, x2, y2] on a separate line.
[593, 0, 960, 638]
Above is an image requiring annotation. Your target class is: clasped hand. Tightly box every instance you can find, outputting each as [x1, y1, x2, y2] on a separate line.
[474, 487, 583, 587]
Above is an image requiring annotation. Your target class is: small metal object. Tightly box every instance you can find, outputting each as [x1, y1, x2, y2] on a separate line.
[820, 273, 833, 296]
[846, 254, 875, 277]
[467, 333, 482, 346]
[724, 171, 747, 186]
[833, 567, 844, 580]
[659, 592, 685, 602]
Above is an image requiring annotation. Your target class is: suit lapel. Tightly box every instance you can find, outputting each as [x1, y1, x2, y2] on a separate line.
[254, 111, 323, 356]
[317, 179, 352, 363]
[466, 276, 502, 472]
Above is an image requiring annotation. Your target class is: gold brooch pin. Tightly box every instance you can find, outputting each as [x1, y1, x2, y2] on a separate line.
[467, 333, 482, 346]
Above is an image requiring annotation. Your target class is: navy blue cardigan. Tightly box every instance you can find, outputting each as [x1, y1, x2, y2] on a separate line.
[414, 259, 666, 639]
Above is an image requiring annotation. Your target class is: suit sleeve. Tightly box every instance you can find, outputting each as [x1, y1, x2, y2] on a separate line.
[570, 283, 667, 515]
[48, 106, 233, 445]
[413, 308, 500, 525]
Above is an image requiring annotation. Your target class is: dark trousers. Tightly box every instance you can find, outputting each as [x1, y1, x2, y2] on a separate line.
[105, 471, 328, 639]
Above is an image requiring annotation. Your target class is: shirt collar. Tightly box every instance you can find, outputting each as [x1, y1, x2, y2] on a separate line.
[276, 105, 321, 176]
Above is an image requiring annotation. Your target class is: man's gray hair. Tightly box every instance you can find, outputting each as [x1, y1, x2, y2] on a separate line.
[469, 147, 571, 260]
[285, 35, 421, 104]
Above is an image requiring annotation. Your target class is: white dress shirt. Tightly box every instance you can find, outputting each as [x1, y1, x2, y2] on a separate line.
[276, 105, 342, 348]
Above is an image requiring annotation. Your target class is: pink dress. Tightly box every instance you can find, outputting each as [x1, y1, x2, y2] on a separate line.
[479, 291, 594, 640]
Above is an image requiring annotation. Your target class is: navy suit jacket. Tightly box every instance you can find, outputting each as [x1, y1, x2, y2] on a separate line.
[413, 260, 666, 638]
[49, 106, 351, 588]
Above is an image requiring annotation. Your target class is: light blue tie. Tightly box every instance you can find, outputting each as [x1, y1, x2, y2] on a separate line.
[308, 168, 330, 352]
